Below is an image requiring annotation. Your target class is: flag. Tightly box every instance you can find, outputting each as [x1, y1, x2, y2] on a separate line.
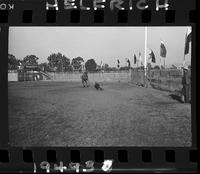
[117, 59, 120, 68]
[160, 40, 167, 57]
[99, 61, 103, 69]
[139, 52, 142, 61]
[134, 54, 137, 64]
[127, 59, 131, 68]
[139, 52, 142, 66]
[125, 58, 128, 66]
[184, 27, 192, 55]
[149, 49, 156, 63]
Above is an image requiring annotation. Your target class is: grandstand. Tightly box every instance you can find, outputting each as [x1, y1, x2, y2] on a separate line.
[15, 65, 52, 81]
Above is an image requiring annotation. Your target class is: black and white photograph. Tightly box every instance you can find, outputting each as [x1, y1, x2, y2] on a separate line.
[8, 26, 192, 147]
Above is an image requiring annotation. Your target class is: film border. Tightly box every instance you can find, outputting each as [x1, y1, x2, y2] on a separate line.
[0, 0, 199, 173]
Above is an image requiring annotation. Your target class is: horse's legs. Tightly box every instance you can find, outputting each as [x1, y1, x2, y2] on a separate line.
[82, 80, 85, 87]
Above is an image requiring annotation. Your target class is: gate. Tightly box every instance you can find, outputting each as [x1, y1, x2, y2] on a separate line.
[131, 69, 145, 86]
[131, 68, 191, 103]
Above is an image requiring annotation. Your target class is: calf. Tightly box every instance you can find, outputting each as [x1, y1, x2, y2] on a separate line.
[94, 82, 104, 91]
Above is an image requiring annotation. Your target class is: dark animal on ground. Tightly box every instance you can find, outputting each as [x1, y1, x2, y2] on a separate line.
[94, 82, 104, 91]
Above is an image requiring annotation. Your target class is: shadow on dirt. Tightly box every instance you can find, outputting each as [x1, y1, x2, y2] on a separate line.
[169, 93, 183, 103]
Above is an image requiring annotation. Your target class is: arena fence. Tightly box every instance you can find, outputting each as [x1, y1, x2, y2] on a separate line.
[130, 68, 191, 103]
[8, 69, 191, 103]
[8, 71, 18, 81]
[148, 69, 183, 92]
[8, 71, 132, 82]
[8, 71, 52, 81]
[131, 69, 145, 86]
[48, 71, 132, 82]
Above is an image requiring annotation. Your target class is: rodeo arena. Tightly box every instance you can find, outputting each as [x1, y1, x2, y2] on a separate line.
[8, 27, 192, 147]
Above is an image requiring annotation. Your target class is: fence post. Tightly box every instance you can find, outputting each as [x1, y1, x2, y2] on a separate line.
[185, 70, 191, 103]
[23, 71, 25, 81]
[182, 69, 191, 103]
[168, 71, 171, 91]
[33, 71, 34, 81]
[159, 70, 161, 89]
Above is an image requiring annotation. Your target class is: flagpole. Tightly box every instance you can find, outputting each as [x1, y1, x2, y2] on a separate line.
[144, 27, 147, 86]
[139, 52, 141, 67]
[160, 58, 161, 69]
[160, 45, 162, 70]
[183, 54, 186, 67]
[164, 59, 166, 69]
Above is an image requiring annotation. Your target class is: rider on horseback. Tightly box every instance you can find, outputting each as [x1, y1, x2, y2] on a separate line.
[81, 70, 88, 87]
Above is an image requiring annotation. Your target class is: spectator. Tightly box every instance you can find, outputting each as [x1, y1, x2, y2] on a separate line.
[181, 67, 190, 103]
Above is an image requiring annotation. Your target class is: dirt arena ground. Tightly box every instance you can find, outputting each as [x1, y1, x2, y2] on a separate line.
[8, 81, 191, 146]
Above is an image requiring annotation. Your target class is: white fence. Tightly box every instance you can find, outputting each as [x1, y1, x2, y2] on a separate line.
[8, 71, 132, 82]
[8, 72, 18, 81]
[49, 71, 131, 82]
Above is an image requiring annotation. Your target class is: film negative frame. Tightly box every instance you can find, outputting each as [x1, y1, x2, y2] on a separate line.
[0, 0, 199, 173]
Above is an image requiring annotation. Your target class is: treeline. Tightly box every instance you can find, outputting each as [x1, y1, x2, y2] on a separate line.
[8, 53, 179, 72]
[8, 53, 133, 72]
[8, 53, 100, 72]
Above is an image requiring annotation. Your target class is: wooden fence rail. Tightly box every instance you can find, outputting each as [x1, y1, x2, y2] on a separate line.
[131, 69, 191, 103]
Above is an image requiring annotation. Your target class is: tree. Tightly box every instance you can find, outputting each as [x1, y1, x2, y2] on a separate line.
[8, 54, 21, 70]
[85, 59, 97, 72]
[154, 65, 160, 70]
[147, 63, 152, 70]
[170, 64, 177, 69]
[161, 65, 165, 70]
[22, 55, 39, 66]
[96, 65, 101, 70]
[108, 67, 117, 71]
[38, 62, 53, 72]
[104, 64, 109, 71]
[65, 65, 73, 72]
[47, 53, 70, 72]
[71, 56, 84, 70]
[120, 66, 130, 71]
[137, 66, 144, 70]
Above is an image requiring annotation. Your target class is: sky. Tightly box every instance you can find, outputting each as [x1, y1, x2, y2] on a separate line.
[8, 26, 191, 67]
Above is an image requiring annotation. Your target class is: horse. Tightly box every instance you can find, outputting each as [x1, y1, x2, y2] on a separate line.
[81, 71, 88, 87]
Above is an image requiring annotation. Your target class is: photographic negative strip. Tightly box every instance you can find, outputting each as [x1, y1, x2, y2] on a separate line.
[8, 26, 192, 147]
[0, 0, 199, 173]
